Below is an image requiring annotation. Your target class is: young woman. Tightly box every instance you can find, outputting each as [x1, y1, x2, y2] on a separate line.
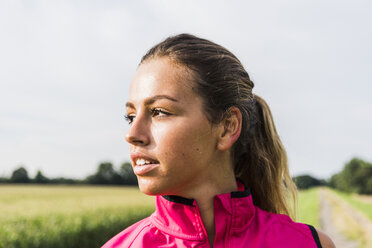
[102, 34, 335, 248]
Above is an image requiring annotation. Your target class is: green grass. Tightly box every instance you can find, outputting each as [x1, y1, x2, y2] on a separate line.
[333, 190, 372, 221]
[297, 187, 320, 228]
[0, 185, 154, 248]
[1, 184, 327, 247]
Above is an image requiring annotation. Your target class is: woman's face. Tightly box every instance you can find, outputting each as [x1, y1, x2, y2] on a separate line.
[125, 57, 222, 197]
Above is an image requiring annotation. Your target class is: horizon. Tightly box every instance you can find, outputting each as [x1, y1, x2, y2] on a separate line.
[2, 156, 369, 181]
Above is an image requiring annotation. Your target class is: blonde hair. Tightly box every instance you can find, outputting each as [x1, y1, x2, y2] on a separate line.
[235, 94, 297, 218]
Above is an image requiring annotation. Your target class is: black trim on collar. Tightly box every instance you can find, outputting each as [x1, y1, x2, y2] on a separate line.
[307, 224, 322, 248]
[162, 179, 251, 205]
[231, 179, 251, 198]
[162, 195, 194, 206]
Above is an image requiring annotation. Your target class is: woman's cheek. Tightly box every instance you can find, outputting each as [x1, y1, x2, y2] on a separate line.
[155, 121, 188, 144]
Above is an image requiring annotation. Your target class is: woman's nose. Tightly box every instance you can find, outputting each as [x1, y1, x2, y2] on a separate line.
[125, 116, 150, 146]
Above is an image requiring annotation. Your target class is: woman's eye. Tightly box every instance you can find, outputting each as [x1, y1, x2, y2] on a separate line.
[124, 114, 135, 124]
[151, 108, 170, 118]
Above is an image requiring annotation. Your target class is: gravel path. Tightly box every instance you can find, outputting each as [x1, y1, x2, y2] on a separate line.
[319, 189, 358, 248]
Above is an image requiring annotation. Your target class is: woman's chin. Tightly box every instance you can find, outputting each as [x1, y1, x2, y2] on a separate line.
[137, 178, 166, 196]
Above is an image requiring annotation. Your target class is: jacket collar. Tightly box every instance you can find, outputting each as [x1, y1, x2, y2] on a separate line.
[150, 180, 255, 241]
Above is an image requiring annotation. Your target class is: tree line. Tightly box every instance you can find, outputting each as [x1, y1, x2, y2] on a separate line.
[329, 157, 372, 194]
[2, 157, 372, 194]
[0, 162, 137, 186]
[293, 157, 372, 194]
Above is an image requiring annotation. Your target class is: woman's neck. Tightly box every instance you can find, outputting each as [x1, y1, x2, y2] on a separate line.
[173, 151, 237, 247]
[191, 175, 238, 247]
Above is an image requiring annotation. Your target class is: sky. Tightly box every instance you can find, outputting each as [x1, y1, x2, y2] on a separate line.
[0, 0, 371, 180]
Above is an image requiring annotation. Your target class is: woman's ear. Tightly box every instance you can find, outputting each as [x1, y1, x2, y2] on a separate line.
[217, 107, 242, 151]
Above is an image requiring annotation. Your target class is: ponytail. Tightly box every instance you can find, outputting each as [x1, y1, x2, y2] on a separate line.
[235, 94, 297, 218]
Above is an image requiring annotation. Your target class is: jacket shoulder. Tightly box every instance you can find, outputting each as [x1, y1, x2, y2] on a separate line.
[101, 217, 152, 248]
[254, 207, 319, 247]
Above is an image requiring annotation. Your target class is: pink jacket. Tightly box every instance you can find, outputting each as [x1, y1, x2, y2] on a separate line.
[102, 182, 322, 248]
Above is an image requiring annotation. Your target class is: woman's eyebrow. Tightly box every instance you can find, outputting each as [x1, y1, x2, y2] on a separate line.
[144, 95, 178, 105]
[126, 95, 178, 109]
[126, 102, 135, 109]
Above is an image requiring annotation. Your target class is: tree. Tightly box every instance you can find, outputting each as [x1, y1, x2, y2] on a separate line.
[292, 174, 324, 189]
[87, 162, 122, 185]
[10, 167, 30, 183]
[33, 170, 49, 184]
[119, 162, 137, 185]
[49, 177, 81, 184]
[0, 177, 8, 183]
[329, 157, 372, 194]
[366, 177, 372, 195]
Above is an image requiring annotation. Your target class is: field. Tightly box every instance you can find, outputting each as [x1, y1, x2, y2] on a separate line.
[0, 185, 354, 248]
[334, 190, 372, 221]
[296, 187, 320, 227]
[0, 185, 154, 248]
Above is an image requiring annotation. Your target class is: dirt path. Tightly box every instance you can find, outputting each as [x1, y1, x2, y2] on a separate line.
[319, 189, 358, 248]
[332, 194, 372, 236]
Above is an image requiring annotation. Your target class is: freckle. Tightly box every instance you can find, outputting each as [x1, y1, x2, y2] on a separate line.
[196, 148, 199, 151]
[182, 153, 185, 156]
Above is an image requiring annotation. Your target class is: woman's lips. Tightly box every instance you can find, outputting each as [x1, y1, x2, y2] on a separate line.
[133, 163, 160, 176]
[130, 151, 159, 176]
